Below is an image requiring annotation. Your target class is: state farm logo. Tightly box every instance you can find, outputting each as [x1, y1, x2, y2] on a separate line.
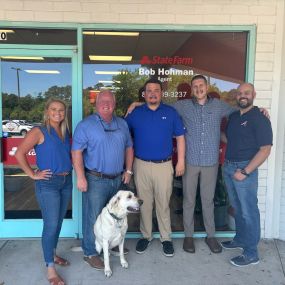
[8, 146, 36, 156]
[140, 55, 193, 65]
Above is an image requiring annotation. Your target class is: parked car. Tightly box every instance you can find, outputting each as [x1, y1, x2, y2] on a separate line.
[2, 120, 33, 136]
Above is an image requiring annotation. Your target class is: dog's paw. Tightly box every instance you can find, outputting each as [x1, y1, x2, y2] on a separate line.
[105, 269, 112, 278]
[121, 260, 128, 269]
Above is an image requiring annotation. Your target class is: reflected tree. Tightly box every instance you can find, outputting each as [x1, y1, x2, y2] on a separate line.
[112, 69, 148, 117]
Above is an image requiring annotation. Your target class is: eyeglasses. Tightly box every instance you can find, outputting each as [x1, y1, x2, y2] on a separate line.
[99, 117, 120, 132]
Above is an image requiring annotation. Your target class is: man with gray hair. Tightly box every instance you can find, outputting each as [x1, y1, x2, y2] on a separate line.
[72, 90, 134, 270]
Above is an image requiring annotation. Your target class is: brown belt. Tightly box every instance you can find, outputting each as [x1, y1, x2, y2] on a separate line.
[85, 169, 121, 179]
[54, 172, 70, 176]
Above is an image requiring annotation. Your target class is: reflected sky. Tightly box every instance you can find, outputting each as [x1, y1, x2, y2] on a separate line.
[2, 61, 238, 97]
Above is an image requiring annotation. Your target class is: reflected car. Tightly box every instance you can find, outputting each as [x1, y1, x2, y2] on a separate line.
[2, 120, 33, 136]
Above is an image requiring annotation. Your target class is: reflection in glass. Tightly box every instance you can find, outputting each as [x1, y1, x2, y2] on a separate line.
[83, 30, 248, 232]
[1, 57, 72, 219]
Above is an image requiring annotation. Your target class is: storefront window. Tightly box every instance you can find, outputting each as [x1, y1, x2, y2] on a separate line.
[83, 30, 248, 232]
[1, 57, 73, 219]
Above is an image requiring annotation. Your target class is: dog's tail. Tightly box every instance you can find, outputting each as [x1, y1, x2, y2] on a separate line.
[70, 246, 83, 252]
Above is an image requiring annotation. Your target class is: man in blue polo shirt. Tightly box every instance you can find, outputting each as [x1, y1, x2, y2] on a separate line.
[221, 83, 272, 267]
[72, 90, 133, 270]
[125, 78, 185, 257]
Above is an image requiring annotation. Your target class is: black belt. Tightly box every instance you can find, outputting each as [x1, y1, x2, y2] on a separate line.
[136, 156, 172, 163]
[85, 169, 121, 179]
[225, 159, 249, 164]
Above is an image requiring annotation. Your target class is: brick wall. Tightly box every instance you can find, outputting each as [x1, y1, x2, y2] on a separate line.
[279, 9, 285, 240]
[0, 0, 284, 238]
[280, 131, 285, 239]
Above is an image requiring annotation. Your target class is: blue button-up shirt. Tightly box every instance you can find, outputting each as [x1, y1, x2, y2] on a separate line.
[72, 114, 132, 174]
[174, 98, 235, 166]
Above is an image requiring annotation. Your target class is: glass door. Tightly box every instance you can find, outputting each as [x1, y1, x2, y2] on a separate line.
[0, 47, 79, 238]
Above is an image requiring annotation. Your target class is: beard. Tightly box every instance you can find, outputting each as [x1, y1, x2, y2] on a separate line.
[146, 95, 160, 105]
[237, 97, 253, 109]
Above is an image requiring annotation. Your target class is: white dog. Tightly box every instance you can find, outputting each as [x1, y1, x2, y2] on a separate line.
[94, 190, 143, 277]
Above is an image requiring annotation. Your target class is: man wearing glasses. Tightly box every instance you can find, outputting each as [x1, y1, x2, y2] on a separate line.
[72, 90, 133, 270]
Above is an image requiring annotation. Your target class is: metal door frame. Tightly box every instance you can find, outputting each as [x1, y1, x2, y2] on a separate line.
[0, 45, 80, 238]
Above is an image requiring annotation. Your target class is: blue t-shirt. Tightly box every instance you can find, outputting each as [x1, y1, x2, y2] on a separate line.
[125, 103, 185, 160]
[225, 106, 273, 162]
[34, 126, 72, 174]
[72, 114, 132, 175]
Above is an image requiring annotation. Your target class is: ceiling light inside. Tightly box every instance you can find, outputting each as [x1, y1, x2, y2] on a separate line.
[95, 71, 127, 75]
[24, 70, 60, 74]
[0, 29, 15, 33]
[83, 31, 139, 37]
[89, 55, 132, 61]
[1, 56, 44, 60]
[98, 80, 115, 84]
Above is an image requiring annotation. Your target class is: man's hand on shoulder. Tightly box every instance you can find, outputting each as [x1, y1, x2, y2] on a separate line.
[259, 108, 270, 119]
[125, 102, 144, 117]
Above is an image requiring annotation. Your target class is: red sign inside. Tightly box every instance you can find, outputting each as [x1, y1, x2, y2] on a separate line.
[2, 137, 36, 165]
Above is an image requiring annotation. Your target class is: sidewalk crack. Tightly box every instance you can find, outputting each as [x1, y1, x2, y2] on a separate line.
[274, 239, 285, 279]
[0, 240, 9, 252]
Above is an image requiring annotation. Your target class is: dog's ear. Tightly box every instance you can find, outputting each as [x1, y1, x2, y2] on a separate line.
[111, 195, 120, 207]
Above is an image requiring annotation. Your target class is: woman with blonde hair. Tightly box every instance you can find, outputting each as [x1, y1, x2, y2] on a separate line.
[15, 98, 72, 285]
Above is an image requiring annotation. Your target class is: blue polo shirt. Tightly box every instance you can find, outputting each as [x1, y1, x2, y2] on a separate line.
[125, 103, 185, 160]
[72, 114, 132, 174]
[225, 106, 273, 162]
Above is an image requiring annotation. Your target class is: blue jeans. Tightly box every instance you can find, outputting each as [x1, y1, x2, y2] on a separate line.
[35, 173, 72, 267]
[223, 160, 260, 259]
[82, 173, 121, 256]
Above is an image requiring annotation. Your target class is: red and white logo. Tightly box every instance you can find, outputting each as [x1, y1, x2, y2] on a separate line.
[140, 55, 193, 65]
[3, 138, 36, 165]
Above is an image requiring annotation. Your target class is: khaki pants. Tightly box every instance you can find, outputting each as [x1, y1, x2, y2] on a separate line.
[182, 163, 219, 237]
[133, 158, 173, 241]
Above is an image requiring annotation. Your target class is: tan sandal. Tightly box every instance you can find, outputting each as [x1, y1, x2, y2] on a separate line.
[48, 275, 65, 285]
[54, 255, 70, 266]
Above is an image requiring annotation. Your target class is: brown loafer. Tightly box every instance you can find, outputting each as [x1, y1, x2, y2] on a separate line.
[183, 237, 195, 253]
[205, 237, 222, 253]
[83, 256, 104, 270]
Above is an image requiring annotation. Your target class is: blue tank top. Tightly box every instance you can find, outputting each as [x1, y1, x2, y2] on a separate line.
[34, 126, 72, 174]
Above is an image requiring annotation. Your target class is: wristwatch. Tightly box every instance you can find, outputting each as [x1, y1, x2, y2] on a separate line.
[126, 169, 133, 175]
[240, 168, 250, 177]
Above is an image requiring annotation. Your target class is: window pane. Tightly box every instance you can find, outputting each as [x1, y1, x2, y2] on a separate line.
[82, 30, 248, 232]
[2, 57, 73, 219]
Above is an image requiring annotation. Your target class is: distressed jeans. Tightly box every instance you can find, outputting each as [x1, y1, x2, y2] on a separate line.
[82, 172, 121, 257]
[35, 173, 72, 267]
[223, 160, 260, 259]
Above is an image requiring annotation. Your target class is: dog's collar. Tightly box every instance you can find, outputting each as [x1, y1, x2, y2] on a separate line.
[108, 209, 123, 221]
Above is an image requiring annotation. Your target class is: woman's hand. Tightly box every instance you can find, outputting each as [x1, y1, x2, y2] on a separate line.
[33, 169, 52, 180]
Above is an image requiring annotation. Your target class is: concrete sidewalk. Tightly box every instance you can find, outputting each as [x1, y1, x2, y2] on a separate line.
[0, 238, 285, 285]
